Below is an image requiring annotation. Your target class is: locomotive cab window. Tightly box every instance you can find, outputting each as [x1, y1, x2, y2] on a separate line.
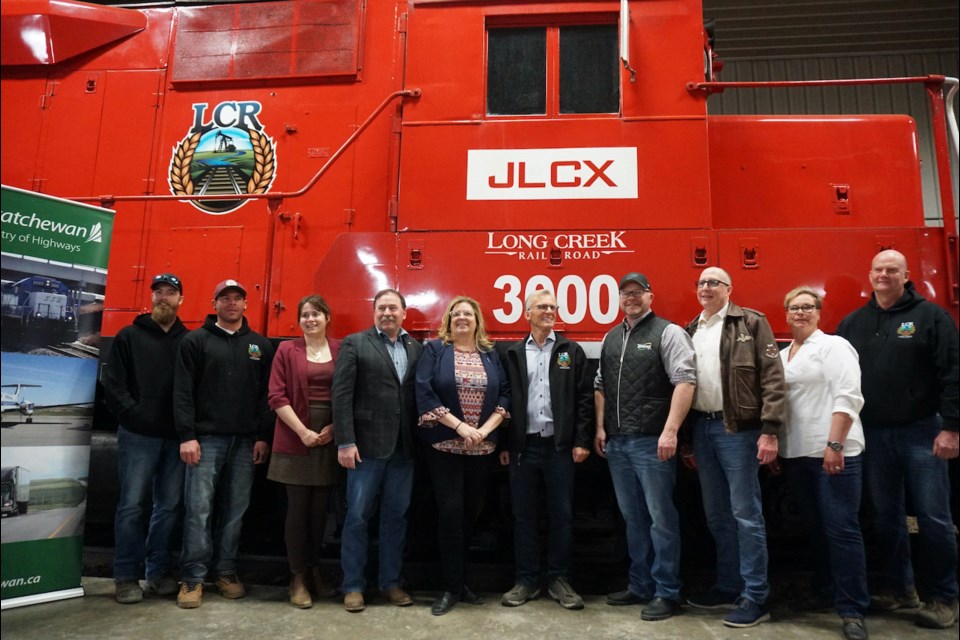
[487, 23, 619, 116]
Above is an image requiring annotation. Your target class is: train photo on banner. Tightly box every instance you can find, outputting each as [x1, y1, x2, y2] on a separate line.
[1, 0, 957, 589]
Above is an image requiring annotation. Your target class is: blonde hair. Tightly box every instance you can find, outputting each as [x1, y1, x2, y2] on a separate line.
[438, 296, 494, 350]
[783, 286, 822, 309]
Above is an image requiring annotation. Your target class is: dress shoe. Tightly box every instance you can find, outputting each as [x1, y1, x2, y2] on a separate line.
[606, 589, 649, 606]
[461, 586, 485, 605]
[431, 591, 460, 616]
[383, 587, 413, 607]
[641, 597, 681, 621]
[343, 591, 365, 612]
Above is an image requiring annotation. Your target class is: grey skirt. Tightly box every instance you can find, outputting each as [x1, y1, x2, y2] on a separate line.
[267, 401, 343, 487]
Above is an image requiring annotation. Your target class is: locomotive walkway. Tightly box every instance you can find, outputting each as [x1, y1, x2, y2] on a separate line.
[3, 576, 957, 640]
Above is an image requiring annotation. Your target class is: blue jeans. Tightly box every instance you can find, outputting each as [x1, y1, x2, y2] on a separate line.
[340, 450, 414, 592]
[509, 435, 575, 587]
[606, 433, 682, 601]
[863, 417, 958, 602]
[113, 426, 184, 582]
[783, 455, 870, 618]
[692, 416, 770, 604]
[180, 435, 256, 583]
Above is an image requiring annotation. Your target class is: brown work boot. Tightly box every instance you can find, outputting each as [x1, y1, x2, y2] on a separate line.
[311, 566, 337, 598]
[383, 587, 413, 607]
[215, 574, 246, 599]
[344, 591, 365, 612]
[177, 582, 203, 609]
[289, 572, 312, 609]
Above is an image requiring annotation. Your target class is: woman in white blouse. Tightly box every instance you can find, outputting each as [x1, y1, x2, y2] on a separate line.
[779, 286, 870, 640]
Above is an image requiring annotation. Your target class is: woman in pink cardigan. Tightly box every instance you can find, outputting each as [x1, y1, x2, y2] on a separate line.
[267, 294, 342, 608]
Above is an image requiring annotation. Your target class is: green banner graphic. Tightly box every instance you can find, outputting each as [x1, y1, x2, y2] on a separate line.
[1, 187, 113, 269]
[2, 185, 114, 610]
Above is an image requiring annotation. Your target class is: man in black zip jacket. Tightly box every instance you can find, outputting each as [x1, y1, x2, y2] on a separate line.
[837, 249, 959, 629]
[499, 289, 594, 611]
[103, 273, 188, 605]
[173, 279, 274, 609]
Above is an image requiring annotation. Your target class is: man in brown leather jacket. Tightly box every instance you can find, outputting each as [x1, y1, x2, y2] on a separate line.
[681, 266, 785, 629]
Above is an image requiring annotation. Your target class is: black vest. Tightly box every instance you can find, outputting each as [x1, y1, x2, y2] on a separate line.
[600, 313, 674, 436]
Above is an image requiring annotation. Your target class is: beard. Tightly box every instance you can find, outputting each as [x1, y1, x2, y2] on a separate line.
[151, 302, 178, 326]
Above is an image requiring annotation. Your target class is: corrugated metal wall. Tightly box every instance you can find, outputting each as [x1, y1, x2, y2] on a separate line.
[707, 52, 959, 227]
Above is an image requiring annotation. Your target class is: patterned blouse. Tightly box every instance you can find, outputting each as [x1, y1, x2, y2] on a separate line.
[420, 347, 507, 455]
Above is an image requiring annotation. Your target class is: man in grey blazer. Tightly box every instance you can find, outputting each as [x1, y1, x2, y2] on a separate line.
[333, 288, 423, 613]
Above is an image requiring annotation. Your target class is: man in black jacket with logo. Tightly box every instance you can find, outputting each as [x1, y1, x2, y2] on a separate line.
[103, 273, 188, 604]
[500, 289, 593, 611]
[173, 279, 274, 609]
[594, 273, 697, 622]
[837, 249, 959, 629]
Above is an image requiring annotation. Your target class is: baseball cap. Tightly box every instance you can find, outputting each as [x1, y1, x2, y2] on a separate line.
[151, 273, 183, 293]
[619, 272, 652, 291]
[213, 279, 247, 299]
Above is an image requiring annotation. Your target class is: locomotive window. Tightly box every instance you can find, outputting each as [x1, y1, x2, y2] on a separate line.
[559, 25, 618, 114]
[486, 22, 618, 117]
[487, 28, 547, 115]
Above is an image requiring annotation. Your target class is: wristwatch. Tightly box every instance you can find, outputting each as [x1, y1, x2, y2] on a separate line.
[826, 441, 844, 452]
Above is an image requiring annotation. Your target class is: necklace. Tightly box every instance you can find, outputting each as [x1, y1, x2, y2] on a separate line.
[306, 340, 329, 361]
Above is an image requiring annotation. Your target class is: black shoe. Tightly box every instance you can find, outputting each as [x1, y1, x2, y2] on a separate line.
[461, 586, 485, 605]
[431, 592, 460, 616]
[842, 617, 868, 640]
[606, 589, 649, 606]
[641, 597, 681, 621]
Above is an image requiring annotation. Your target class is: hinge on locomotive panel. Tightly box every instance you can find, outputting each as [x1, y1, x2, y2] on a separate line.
[398, 11, 407, 34]
[273, 300, 286, 317]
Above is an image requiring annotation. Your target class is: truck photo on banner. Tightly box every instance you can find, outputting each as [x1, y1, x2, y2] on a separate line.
[1, 185, 114, 609]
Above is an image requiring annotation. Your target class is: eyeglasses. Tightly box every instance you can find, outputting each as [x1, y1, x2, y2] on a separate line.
[786, 304, 818, 313]
[531, 304, 557, 312]
[696, 279, 729, 289]
[619, 289, 649, 299]
[450, 310, 475, 318]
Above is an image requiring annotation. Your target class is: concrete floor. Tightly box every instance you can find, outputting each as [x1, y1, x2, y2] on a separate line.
[2, 577, 957, 640]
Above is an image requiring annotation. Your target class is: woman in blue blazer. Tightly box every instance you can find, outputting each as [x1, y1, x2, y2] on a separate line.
[416, 296, 510, 615]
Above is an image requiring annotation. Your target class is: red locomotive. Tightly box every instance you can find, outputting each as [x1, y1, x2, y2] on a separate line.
[3, 0, 955, 349]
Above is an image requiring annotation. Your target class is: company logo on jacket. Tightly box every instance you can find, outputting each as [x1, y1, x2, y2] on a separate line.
[897, 321, 916, 338]
[248, 344, 263, 359]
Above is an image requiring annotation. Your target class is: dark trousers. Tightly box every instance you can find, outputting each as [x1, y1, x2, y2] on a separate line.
[509, 435, 575, 587]
[423, 445, 492, 594]
[284, 484, 332, 573]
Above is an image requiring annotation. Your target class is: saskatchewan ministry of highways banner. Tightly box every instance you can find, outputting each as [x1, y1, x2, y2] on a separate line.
[1, 185, 114, 609]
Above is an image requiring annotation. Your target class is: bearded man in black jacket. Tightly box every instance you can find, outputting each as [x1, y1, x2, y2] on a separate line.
[103, 273, 189, 605]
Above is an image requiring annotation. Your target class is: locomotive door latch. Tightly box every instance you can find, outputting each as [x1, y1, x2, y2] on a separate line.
[740, 238, 759, 269]
[831, 184, 852, 214]
[278, 211, 302, 239]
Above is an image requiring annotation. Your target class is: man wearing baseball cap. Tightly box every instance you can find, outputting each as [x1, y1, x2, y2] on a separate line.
[103, 273, 188, 604]
[594, 272, 697, 622]
[173, 279, 274, 608]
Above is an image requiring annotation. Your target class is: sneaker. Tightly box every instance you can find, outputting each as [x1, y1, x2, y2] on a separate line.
[146, 574, 179, 597]
[215, 574, 246, 599]
[870, 588, 920, 612]
[501, 583, 541, 607]
[842, 617, 869, 640]
[723, 597, 770, 628]
[115, 580, 143, 604]
[177, 582, 203, 609]
[915, 600, 959, 629]
[547, 577, 584, 610]
[687, 587, 740, 610]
